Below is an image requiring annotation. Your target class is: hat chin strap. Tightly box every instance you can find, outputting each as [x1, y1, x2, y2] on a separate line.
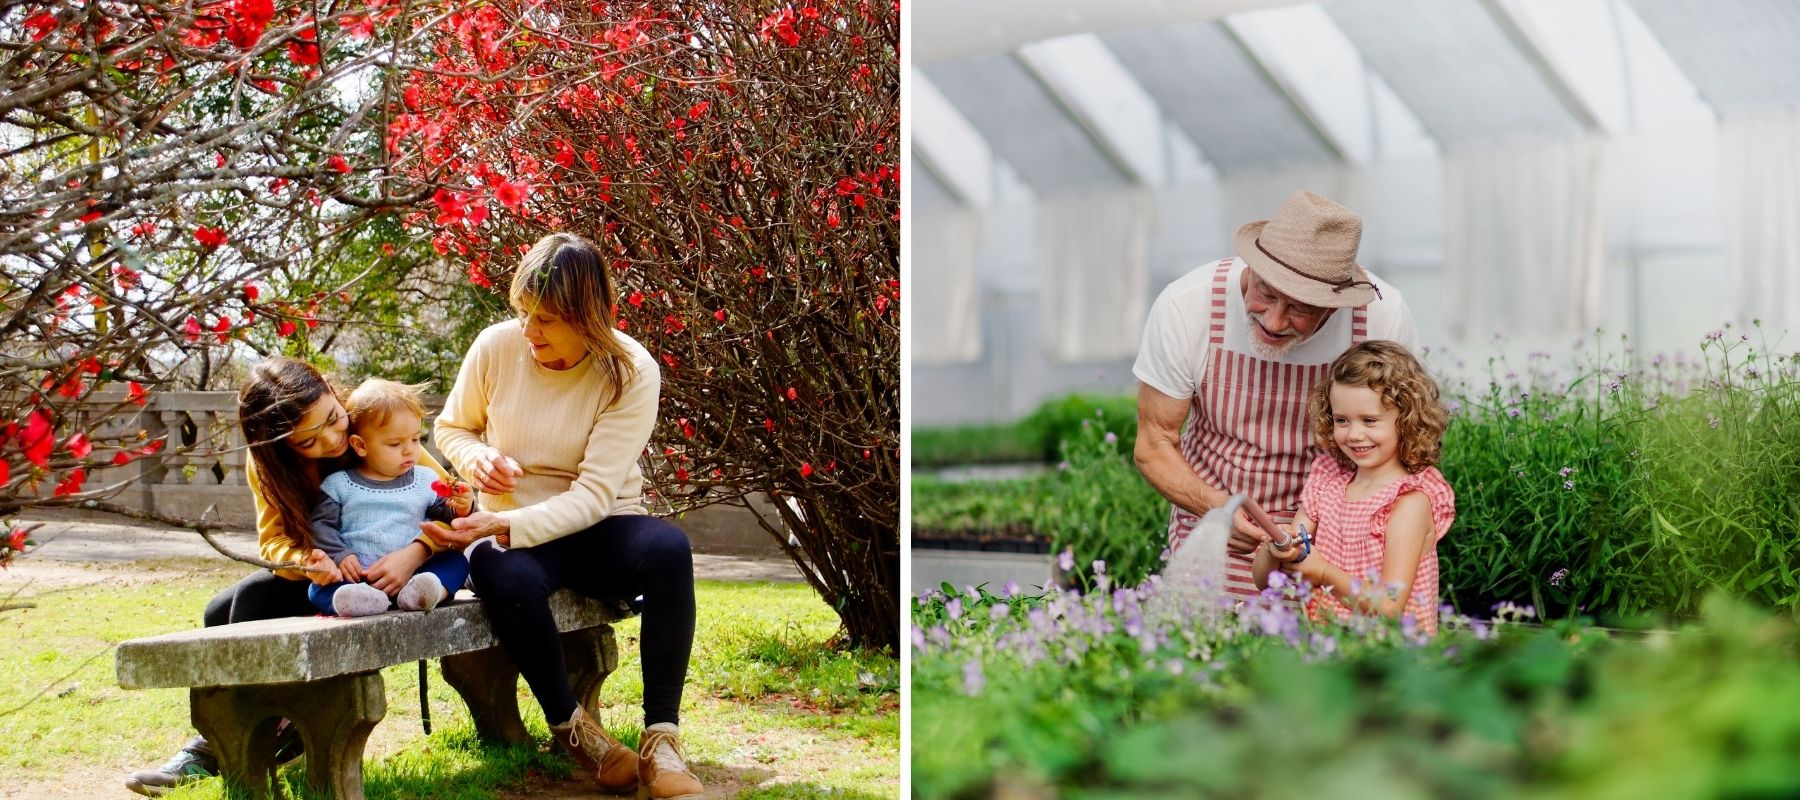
[1254, 237, 1383, 301]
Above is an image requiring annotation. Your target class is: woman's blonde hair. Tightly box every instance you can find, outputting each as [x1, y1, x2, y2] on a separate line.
[1310, 339, 1449, 473]
[509, 232, 638, 407]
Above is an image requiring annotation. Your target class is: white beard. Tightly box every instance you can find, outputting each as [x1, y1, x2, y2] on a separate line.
[1246, 314, 1303, 360]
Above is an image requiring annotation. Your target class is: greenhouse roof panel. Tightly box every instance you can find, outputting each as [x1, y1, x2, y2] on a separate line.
[923, 54, 1133, 192]
[1327, 0, 1585, 145]
[1100, 23, 1339, 171]
[1628, 0, 1800, 114]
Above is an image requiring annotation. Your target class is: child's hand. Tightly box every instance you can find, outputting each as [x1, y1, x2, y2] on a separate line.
[305, 549, 343, 586]
[340, 553, 364, 582]
[449, 482, 475, 516]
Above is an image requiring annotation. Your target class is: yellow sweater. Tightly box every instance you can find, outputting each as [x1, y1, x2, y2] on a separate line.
[434, 320, 659, 548]
[251, 450, 450, 580]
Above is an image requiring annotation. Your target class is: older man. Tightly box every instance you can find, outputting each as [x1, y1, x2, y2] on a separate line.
[1133, 190, 1420, 598]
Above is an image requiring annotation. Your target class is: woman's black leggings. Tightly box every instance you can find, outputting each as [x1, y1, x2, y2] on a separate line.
[203, 570, 316, 626]
[468, 514, 696, 728]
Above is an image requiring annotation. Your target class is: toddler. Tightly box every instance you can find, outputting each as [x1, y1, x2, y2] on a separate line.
[308, 379, 473, 617]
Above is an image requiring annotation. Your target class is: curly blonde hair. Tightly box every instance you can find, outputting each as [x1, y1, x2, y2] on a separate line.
[1310, 340, 1448, 473]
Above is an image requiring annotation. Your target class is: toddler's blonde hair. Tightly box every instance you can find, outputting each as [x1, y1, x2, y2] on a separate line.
[345, 378, 431, 433]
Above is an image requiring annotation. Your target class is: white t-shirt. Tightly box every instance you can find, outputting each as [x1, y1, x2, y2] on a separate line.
[1133, 257, 1419, 400]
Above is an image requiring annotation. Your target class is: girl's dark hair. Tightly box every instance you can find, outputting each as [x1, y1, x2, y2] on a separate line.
[237, 358, 343, 549]
[510, 232, 639, 408]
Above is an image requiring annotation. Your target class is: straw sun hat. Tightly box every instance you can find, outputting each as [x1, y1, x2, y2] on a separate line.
[1233, 190, 1381, 308]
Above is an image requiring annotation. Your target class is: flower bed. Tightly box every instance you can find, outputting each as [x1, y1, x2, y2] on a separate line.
[911, 579, 1800, 798]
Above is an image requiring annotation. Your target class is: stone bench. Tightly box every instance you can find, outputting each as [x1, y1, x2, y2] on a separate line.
[115, 591, 632, 799]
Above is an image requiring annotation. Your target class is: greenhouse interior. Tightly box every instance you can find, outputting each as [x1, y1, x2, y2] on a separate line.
[911, 0, 1800, 426]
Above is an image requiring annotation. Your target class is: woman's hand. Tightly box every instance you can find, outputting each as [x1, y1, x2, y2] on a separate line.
[364, 542, 430, 595]
[304, 549, 343, 585]
[470, 447, 523, 494]
[424, 511, 511, 549]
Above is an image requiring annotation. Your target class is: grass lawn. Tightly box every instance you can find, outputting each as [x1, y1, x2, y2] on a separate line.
[0, 558, 897, 799]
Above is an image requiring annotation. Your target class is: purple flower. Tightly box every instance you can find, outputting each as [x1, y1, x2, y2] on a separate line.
[1549, 568, 1569, 587]
[1001, 579, 1020, 599]
[1507, 407, 1522, 419]
[911, 626, 927, 652]
[1092, 559, 1107, 575]
[1559, 466, 1573, 477]
[989, 603, 1010, 621]
[1103, 431, 1118, 444]
[1058, 549, 1074, 572]
[1564, 480, 1575, 491]
[946, 598, 963, 621]
[962, 659, 985, 696]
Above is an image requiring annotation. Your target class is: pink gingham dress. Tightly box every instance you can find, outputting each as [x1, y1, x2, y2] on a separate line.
[1300, 454, 1455, 634]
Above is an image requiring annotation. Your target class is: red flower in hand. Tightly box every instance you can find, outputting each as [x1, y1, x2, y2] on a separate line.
[430, 479, 453, 498]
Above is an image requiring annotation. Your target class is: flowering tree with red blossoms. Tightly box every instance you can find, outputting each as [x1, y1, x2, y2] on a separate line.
[394, 0, 900, 650]
[0, 0, 491, 567]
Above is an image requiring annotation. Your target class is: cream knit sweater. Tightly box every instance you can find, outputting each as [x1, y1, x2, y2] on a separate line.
[435, 320, 660, 547]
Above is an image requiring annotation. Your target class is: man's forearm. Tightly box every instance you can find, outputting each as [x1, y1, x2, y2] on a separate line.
[1135, 439, 1227, 516]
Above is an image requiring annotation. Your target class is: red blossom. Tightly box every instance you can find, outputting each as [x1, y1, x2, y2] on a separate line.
[22, 411, 53, 468]
[714, 309, 727, 322]
[7, 527, 27, 551]
[785, 387, 797, 401]
[53, 468, 87, 497]
[183, 315, 203, 342]
[326, 154, 352, 173]
[430, 479, 453, 498]
[244, 284, 260, 302]
[213, 317, 232, 343]
[276, 319, 298, 337]
[142, 439, 166, 455]
[129, 221, 156, 239]
[468, 263, 493, 288]
[128, 381, 147, 405]
[113, 451, 133, 466]
[493, 180, 528, 211]
[799, 462, 813, 478]
[286, 25, 320, 65]
[194, 226, 227, 249]
[627, 291, 645, 308]
[66, 432, 92, 459]
[340, 13, 375, 39]
[24, 10, 57, 41]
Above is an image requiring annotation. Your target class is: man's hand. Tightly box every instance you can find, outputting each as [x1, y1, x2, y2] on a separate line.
[470, 447, 523, 494]
[1228, 508, 1271, 555]
[339, 553, 364, 582]
[304, 548, 343, 586]
[364, 542, 429, 595]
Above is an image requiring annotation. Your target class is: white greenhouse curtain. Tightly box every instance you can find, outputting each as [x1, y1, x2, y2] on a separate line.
[1441, 135, 1608, 341]
[909, 205, 985, 365]
[1036, 187, 1155, 362]
[1717, 109, 1800, 329]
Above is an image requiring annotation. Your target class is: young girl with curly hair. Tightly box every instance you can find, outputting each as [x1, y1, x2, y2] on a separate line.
[1253, 339, 1457, 634]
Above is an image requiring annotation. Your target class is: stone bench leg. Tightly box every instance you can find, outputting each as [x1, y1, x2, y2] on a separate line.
[191, 671, 386, 799]
[440, 624, 618, 745]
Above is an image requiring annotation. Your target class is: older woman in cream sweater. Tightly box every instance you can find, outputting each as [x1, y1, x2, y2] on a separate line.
[432, 232, 701, 800]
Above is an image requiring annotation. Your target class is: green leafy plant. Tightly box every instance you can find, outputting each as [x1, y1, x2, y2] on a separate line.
[1032, 417, 1167, 588]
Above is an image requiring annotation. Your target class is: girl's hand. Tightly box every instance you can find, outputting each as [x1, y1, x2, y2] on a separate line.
[364, 543, 429, 595]
[470, 447, 523, 495]
[339, 553, 364, 582]
[304, 549, 343, 586]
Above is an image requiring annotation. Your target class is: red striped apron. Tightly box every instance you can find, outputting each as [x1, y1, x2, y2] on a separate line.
[1165, 258, 1368, 599]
